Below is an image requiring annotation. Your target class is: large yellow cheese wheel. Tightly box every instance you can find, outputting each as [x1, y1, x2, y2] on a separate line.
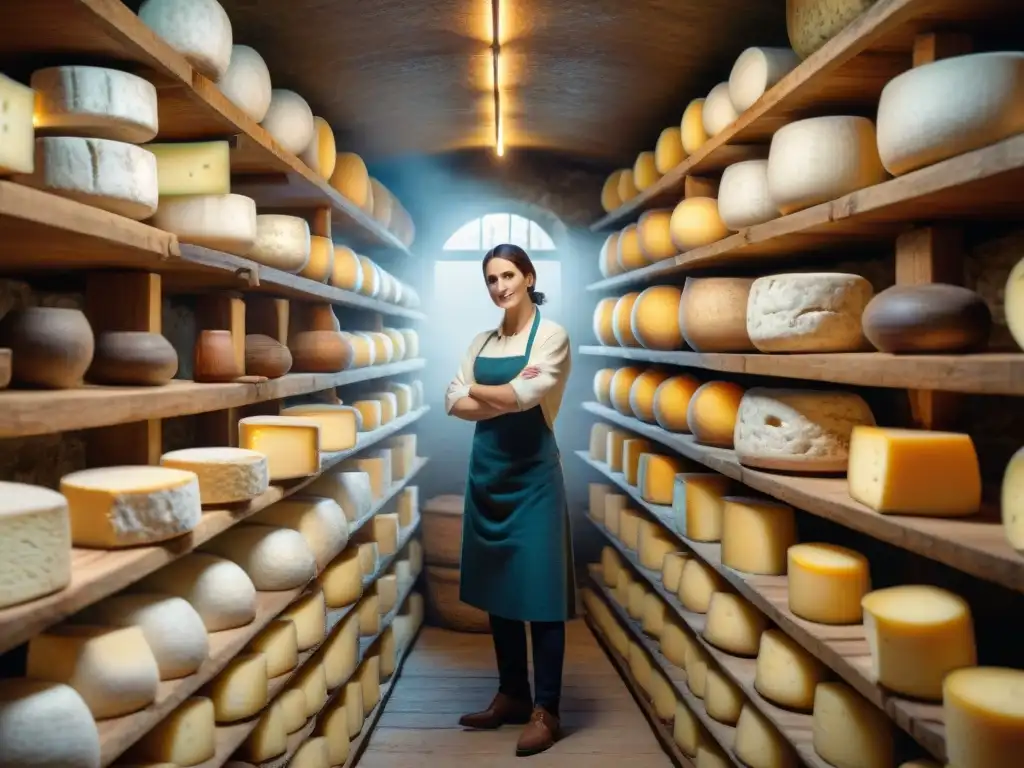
[301, 116, 337, 179]
[300, 235, 334, 282]
[356, 256, 379, 297]
[610, 367, 644, 415]
[634, 151, 661, 191]
[599, 233, 623, 278]
[616, 224, 647, 272]
[618, 169, 639, 202]
[369, 179, 393, 226]
[680, 277, 757, 352]
[612, 293, 642, 347]
[637, 210, 676, 263]
[329, 152, 371, 211]
[670, 197, 730, 252]
[601, 170, 625, 212]
[687, 381, 745, 447]
[629, 369, 672, 423]
[654, 374, 702, 432]
[330, 246, 362, 292]
[593, 298, 619, 346]
[631, 286, 683, 350]
[681, 99, 709, 155]
[594, 369, 615, 406]
[655, 126, 686, 174]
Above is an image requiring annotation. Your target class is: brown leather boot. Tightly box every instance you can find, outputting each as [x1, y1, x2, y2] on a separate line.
[459, 692, 533, 729]
[516, 706, 561, 756]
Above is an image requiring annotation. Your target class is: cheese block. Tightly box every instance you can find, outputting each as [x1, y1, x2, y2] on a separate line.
[629, 370, 670, 424]
[345, 332, 376, 368]
[704, 668, 744, 725]
[861, 284, 992, 354]
[299, 235, 334, 282]
[279, 404, 359, 452]
[1004, 446, 1024, 551]
[735, 387, 875, 473]
[734, 703, 798, 768]
[660, 616, 695, 669]
[358, 593, 381, 636]
[300, 116, 337, 179]
[861, 585, 976, 700]
[0, 482, 71, 610]
[631, 286, 684, 350]
[376, 573, 399, 614]
[849, 426, 982, 517]
[351, 399, 383, 431]
[400, 329, 420, 359]
[318, 547, 363, 608]
[238, 416, 321, 480]
[147, 140, 230, 196]
[876, 53, 1024, 177]
[622, 438, 652, 485]
[0, 680, 101, 768]
[641, 592, 667, 637]
[788, 543, 869, 625]
[617, 225, 647, 272]
[150, 194, 257, 255]
[594, 369, 615, 407]
[717, 159, 777, 230]
[135, 553, 256, 631]
[342, 681, 364, 737]
[767, 116, 887, 215]
[721, 497, 796, 575]
[728, 47, 800, 113]
[261, 89, 315, 155]
[943, 666, 1024, 768]
[388, 382, 414, 415]
[599, 232, 623, 278]
[604, 493, 627, 536]
[382, 328, 407, 361]
[280, 688, 307, 733]
[685, 643, 709, 698]
[367, 391, 398, 423]
[680, 276, 757, 352]
[650, 668, 677, 722]
[397, 486, 418, 527]
[747, 272, 874, 352]
[347, 452, 391, 499]
[812, 682, 895, 768]
[672, 699, 704, 756]
[612, 295, 642, 347]
[702, 82, 739, 137]
[330, 245, 362, 292]
[388, 434, 417, 479]
[638, 522, 676, 572]
[601, 546, 622, 587]
[655, 126, 686, 174]
[662, 552, 689, 593]
[358, 656, 381, 713]
[281, 588, 326, 651]
[371, 513, 401, 555]
[618, 508, 643, 550]
[617, 169, 639, 202]
[368, 333, 395, 365]
[673, 473, 731, 542]
[60, 465, 201, 548]
[247, 618, 298, 678]
[633, 151, 661, 191]
[76, 594, 208, 681]
[330, 153, 371, 210]
[159, 447, 268, 505]
[316, 700, 351, 766]
[653, 374, 701, 433]
[238, 701, 287, 762]
[17, 137, 158, 220]
[318, 612, 358, 687]
[31, 66, 159, 144]
[217, 45, 272, 122]
[408, 538, 423, 576]
[201, 524, 315, 590]
[610, 366, 643, 415]
[601, 170, 625, 212]
[305, 470, 373, 522]
[755, 628, 828, 711]
[637, 209, 677, 263]
[678, 558, 726, 614]
[680, 98, 708, 155]
[252, 496, 349, 570]
[0, 74, 35, 175]
[132, 696, 215, 765]
[137, 0, 233, 79]
[593, 297, 618, 346]
[787, 0, 875, 59]
[687, 381, 744, 447]
[638, 453, 686, 505]
[670, 197, 729, 252]
[292, 663, 328, 717]
[249, 214, 311, 273]
[696, 744, 730, 768]
[703, 592, 768, 656]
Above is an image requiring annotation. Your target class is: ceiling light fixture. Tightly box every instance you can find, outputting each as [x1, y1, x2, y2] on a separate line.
[491, 0, 503, 157]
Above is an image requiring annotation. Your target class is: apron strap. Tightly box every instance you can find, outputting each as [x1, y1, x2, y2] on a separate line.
[522, 309, 542, 360]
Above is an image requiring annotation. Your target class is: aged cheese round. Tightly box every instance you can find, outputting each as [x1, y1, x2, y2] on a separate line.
[634, 151, 661, 191]
[599, 232, 623, 278]
[653, 374, 701, 432]
[357, 255, 380, 297]
[767, 116, 887, 214]
[812, 682, 895, 768]
[152, 194, 257, 256]
[331, 153, 372, 210]
[734, 387, 875, 473]
[601, 170, 625, 212]
[747, 272, 874, 352]
[717, 159, 778, 230]
[789, 543, 870, 625]
[0, 483, 71, 610]
[755, 628, 829, 711]
[200, 524, 316, 590]
[631, 285, 683, 350]
[31, 66, 159, 144]
[681, 98, 708, 155]
[617, 168, 639, 201]
[629, 369, 672, 423]
[137, 552, 256, 631]
[300, 235, 334, 282]
[610, 366, 644, 415]
[250, 214, 311, 272]
[261, 89, 315, 155]
[943, 666, 1024, 768]
[734, 703, 798, 768]
[253, 497, 349, 571]
[138, 0, 233, 79]
[217, 45, 272, 122]
[594, 368, 615, 405]
[861, 283, 991, 353]
[369, 178, 394, 226]
[617, 224, 647, 271]
[703, 592, 769, 656]
[876, 52, 1024, 176]
[18, 137, 158, 220]
[687, 381, 745, 447]
[331, 245, 362, 291]
[0, 680, 101, 767]
[703, 82, 739, 137]
[637, 210, 677, 262]
[300, 116, 337, 180]
[612, 292, 642, 347]
[729, 47, 800, 113]
[670, 197, 729, 251]
[160, 447, 269, 505]
[787, 0, 875, 59]
[679, 558, 727, 614]
[655, 126, 686, 173]
[593, 297, 619, 346]
[680, 276, 756, 352]
[721, 496, 797, 575]
[704, 667, 744, 725]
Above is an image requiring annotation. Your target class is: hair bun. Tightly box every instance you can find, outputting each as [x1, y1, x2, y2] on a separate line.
[528, 288, 547, 306]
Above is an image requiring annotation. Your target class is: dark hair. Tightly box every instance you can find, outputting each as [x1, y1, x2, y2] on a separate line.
[482, 243, 547, 305]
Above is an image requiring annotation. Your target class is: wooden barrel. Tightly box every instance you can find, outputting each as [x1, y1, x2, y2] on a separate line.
[425, 565, 490, 633]
[422, 494, 463, 567]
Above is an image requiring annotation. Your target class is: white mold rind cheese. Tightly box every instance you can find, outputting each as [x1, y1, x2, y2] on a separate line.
[136, 553, 257, 631]
[150, 194, 258, 257]
[0, 482, 72, 610]
[250, 214, 311, 273]
[200, 524, 316, 591]
[137, 0, 233, 80]
[217, 45, 273, 123]
[261, 89, 315, 156]
[728, 47, 800, 113]
[159, 447, 269, 505]
[717, 159, 778, 230]
[0, 679, 101, 768]
[702, 82, 739, 137]
[251, 496, 349, 571]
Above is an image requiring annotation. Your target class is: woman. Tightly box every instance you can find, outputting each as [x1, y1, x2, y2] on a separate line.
[445, 243, 575, 757]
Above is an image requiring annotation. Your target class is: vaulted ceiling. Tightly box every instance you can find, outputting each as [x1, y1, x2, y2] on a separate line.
[216, 0, 787, 164]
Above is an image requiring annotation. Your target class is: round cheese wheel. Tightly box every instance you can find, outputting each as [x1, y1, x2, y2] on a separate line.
[717, 159, 778, 230]
[681, 98, 708, 155]
[369, 179, 393, 226]
[862, 284, 992, 353]
[356, 256, 379, 297]
[594, 368, 615, 406]
[876, 52, 1024, 176]
[653, 374, 701, 432]
[261, 90, 315, 156]
[330, 245, 362, 292]
[728, 47, 800, 113]
[610, 367, 643, 416]
[687, 381, 745, 447]
[767, 116, 887, 215]
[612, 293, 642, 347]
[670, 197, 729, 252]
[0, 680, 101, 767]
[217, 45, 272, 122]
[680, 277, 756, 352]
[1006, 256, 1024, 352]
[655, 127, 686, 174]
[617, 169, 639, 202]
[299, 116, 337, 180]
[631, 285, 683, 350]
[628, 369, 671, 423]
[787, 0, 875, 59]
[599, 232, 623, 278]
[616, 224, 647, 271]
[138, 0, 233, 80]
[592, 298, 619, 346]
[702, 82, 738, 137]
[943, 666, 1024, 768]
[152, 193, 256, 255]
[633, 151, 661, 191]
[330, 153, 371, 210]
[637, 210, 676, 262]
[601, 170, 625, 212]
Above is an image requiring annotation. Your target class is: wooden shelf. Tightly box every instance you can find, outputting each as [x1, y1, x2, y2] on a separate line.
[0, 408, 429, 656]
[588, 134, 1024, 292]
[579, 345, 1024, 397]
[581, 403, 1024, 593]
[591, 0, 1024, 231]
[580, 454, 948, 762]
[0, 0, 415, 255]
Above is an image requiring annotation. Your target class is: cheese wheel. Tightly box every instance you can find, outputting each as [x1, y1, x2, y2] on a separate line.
[0, 73, 34, 175]
[704, 591, 768, 656]
[787, 0, 875, 59]
[210, 652, 268, 724]
[755, 628, 829, 711]
[619, 508, 643, 550]
[606, 430, 629, 472]
[680, 99, 708, 155]
[721, 496, 797, 575]
[239, 700, 287, 762]
[0, 483, 71, 610]
[943, 666, 1024, 768]
[279, 404, 359, 452]
[151, 193, 257, 256]
[604, 493, 627, 535]
[767, 116, 888, 215]
[135, 552, 256, 631]
[0, 679, 101, 767]
[685, 642, 709, 697]
[299, 235, 334, 282]
[686, 381, 744, 448]
[252, 496, 349, 571]
[601, 170, 625, 212]
[734, 388, 875, 473]
[717, 159, 778, 230]
[357, 255, 380, 297]
[812, 682, 895, 768]
[217, 45, 272, 122]
[706, 668, 745, 724]
[637, 209, 677, 262]
[618, 169, 639, 201]
[673, 473, 731, 542]
[330, 245, 362, 291]
[594, 368, 615, 405]
[669, 197, 729, 252]
[137, 0, 232, 80]
[733, 703, 798, 768]
[638, 521, 676, 574]
[160, 447, 268, 505]
[601, 545, 622, 586]
[673, 700, 704, 756]
[728, 47, 800, 113]
[633, 151, 661, 191]
[281, 589, 327, 650]
[279, 689, 306, 733]
[599, 232, 623, 277]
[680, 276, 756, 352]
[678, 558, 726, 614]
[250, 214, 311, 273]
[861, 284, 991, 354]
[617, 224, 647, 271]
[1004, 446, 1024, 552]
[133, 696, 216, 765]
[702, 82, 739, 137]
[330, 152, 371, 210]
[200, 525, 316, 590]
[593, 297, 619, 346]
[261, 89, 315, 155]
[304, 470, 372, 522]
[696, 744, 730, 768]
[631, 286, 683, 350]
[248, 618, 298, 678]
[627, 581, 647, 619]
[629, 369, 671, 423]
[609, 294, 640, 348]
[653, 374, 701, 432]
[628, 642, 653, 694]
[661, 616, 694, 669]
[300, 117, 337, 179]
[788, 543, 870, 624]
[662, 552, 689, 593]
[610, 366, 643, 415]
[639, 453, 686, 505]
[655, 126, 686, 174]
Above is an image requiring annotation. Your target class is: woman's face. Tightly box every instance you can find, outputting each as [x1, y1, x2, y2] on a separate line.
[484, 257, 534, 310]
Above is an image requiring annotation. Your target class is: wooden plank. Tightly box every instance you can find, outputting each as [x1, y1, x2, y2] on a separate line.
[580, 403, 1024, 594]
[577, 346, 1024, 397]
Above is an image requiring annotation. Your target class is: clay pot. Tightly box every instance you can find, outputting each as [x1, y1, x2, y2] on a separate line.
[87, 331, 178, 386]
[194, 330, 241, 382]
[289, 330, 352, 372]
[862, 284, 992, 353]
[245, 334, 293, 378]
[0, 307, 94, 388]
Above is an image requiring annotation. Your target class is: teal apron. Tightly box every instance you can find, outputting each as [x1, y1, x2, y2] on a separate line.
[460, 310, 576, 623]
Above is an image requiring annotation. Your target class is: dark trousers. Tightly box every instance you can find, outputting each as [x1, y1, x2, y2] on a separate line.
[489, 614, 565, 716]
